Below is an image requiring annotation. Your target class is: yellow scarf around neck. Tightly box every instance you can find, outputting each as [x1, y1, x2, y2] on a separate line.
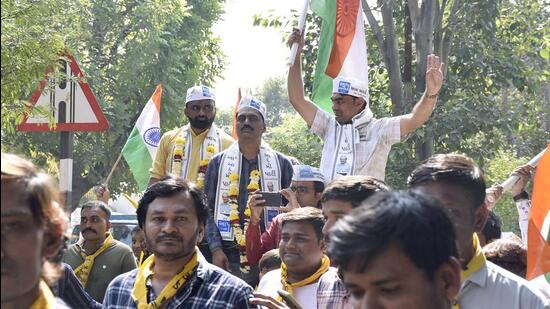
[280, 255, 331, 298]
[452, 233, 486, 309]
[74, 233, 114, 287]
[131, 247, 199, 309]
[30, 280, 57, 309]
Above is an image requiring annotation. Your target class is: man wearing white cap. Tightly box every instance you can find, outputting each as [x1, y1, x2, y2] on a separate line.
[288, 30, 443, 181]
[149, 85, 234, 187]
[203, 96, 294, 286]
[246, 164, 326, 265]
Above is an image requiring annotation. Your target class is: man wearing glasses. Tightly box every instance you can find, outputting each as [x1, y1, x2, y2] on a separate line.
[149, 85, 234, 186]
[246, 165, 326, 265]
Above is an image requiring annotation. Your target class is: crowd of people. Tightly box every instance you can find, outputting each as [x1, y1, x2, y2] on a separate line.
[2, 30, 549, 309]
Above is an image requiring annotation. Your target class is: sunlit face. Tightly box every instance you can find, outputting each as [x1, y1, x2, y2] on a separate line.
[80, 207, 110, 242]
[1, 183, 46, 303]
[279, 221, 325, 277]
[412, 182, 487, 266]
[322, 199, 353, 238]
[331, 94, 364, 124]
[184, 99, 216, 130]
[290, 180, 321, 208]
[143, 192, 203, 261]
[236, 109, 265, 140]
[343, 244, 457, 309]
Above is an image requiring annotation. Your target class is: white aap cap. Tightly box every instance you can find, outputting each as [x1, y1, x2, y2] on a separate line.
[185, 85, 215, 104]
[332, 76, 369, 103]
[237, 96, 267, 121]
[292, 165, 326, 184]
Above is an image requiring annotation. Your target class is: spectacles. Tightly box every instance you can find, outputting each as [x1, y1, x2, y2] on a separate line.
[290, 186, 310, 194]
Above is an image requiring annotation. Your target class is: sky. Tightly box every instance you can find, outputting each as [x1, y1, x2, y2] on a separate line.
[212, 0, 301, 109]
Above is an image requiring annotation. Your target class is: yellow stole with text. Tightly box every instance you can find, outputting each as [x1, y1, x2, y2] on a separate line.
[280, 255, 331, 298]
[453, 233, 486, 309]
[74, 233, 114, 287]
[30, 281, 57, 309]
[131, 248, 199, 309]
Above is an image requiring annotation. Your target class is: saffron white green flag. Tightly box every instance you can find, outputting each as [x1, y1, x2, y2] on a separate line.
[122, 85, 162, 190]
[311, 0, 369, 112]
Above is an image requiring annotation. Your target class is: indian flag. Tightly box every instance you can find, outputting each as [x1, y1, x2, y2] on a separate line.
[122, 85, 162, 190]
[527, 144, 550, 281]
[311, 0, 369, 112]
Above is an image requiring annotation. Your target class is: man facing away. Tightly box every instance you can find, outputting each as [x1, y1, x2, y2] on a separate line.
[103, 177, 255, 308]
[328, 191, 462, 309]
[408, 153, 548, 308]
[1, 153, 70, 308]
[149, 85, 234, 187]
[287, 29, 444, 182]
[63, 201, 137, 302]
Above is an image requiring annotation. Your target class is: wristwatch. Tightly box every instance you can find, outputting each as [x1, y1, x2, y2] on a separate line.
[513, 190, 529, 202]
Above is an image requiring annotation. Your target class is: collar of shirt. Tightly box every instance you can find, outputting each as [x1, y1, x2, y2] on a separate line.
[462, 261, 488, 289]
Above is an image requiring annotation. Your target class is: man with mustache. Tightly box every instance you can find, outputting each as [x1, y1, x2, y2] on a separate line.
[63, 200, 136, 302]
[149, 85, 234, 188]
[203, 96, 294, 286]
[288, 29, 443, 182]
[103, 177, 255, 308]
[2, 153, 70, 308]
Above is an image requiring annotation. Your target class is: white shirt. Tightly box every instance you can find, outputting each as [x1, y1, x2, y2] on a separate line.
[257, 269, 319, 309]
[457, 261, 549, 308]
[310, 108, 401, 181]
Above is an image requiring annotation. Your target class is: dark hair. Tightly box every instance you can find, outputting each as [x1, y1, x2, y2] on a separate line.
[483, 237, 526, 277]
[482, 210, 502, 244]
[328, 191, 458, 280]
[321, 175, 389, 208]
[131, 225, 142, 234]
[259, 249, 281, 272]
[407, 154, 486, 209]
[281, 207, 325, 241]
[81, 200, 112, 220]
[137, 177, 209, 228]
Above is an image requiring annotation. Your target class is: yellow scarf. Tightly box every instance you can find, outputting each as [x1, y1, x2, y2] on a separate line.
[131, 248, 199, 309]
[30, 280, 57, 309]
[280, 255, 331, 298]
[74, 233, 114, 287]
[452, 233, 486, 309]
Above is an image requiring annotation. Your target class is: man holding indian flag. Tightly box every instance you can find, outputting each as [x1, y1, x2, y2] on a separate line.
[287, 0, 442, 182]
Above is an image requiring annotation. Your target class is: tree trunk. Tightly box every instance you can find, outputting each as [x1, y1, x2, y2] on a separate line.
[403, 0, 414, 115]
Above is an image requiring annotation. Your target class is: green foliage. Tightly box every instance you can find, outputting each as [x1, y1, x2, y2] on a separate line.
[253, 76, 292, 127]
[265, 113, 322, 167]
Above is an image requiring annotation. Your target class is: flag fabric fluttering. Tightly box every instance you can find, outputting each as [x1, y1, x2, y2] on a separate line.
[122, 85, 162, 191]
[527, 144, 550, 281]
[232, 88, 242, 140]
[310, 0, 369, 112]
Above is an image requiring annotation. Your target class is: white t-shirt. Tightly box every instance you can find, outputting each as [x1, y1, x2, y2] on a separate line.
[310, 108, 401, 181]
[257, 269, 319, 309]
[457, 261, 549, 308]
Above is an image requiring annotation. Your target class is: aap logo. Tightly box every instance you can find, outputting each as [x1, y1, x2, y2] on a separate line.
[143, 127, 161, 147]
[202, 86, 213, 98]
[299, 167, 314, 178]
[338, 81, 351, 94]
[250, 99, 261, 110]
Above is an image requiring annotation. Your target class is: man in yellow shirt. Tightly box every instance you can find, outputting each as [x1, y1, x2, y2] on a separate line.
[149, 85, 234, 188]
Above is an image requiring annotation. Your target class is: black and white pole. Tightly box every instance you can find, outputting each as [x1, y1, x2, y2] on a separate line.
[57, 59, 74, 210]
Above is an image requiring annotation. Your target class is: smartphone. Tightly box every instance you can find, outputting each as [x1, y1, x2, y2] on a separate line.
[277, 290, 303, 309]
[258, 191, 283, 207]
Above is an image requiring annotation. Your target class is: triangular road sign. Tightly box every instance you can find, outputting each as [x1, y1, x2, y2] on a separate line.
[17, 54, 109, 132]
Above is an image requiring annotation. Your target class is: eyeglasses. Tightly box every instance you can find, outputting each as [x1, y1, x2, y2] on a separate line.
[290, 186, 310, 194]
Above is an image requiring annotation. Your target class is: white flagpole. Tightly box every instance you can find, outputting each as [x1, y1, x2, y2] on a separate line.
[499, 148, 547, 191]
[288, 0, 309, 67]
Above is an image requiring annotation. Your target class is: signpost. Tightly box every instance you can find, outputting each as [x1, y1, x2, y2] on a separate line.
[18, 54, 109, 210]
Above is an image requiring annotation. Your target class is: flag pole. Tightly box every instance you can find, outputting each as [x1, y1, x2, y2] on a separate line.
[105, 151, 123, 186]
[288, 0, 309, 67]
[499, 148, 547, 191]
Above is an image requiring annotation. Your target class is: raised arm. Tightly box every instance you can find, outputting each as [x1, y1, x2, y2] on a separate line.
[400, 54, 444, 137]
[288, 28, 319, 127]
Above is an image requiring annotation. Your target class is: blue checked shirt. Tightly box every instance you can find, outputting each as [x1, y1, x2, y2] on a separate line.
[103, 253, 256, 308]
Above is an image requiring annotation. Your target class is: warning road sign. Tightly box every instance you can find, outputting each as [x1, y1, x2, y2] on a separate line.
[17, 54, 109, 132]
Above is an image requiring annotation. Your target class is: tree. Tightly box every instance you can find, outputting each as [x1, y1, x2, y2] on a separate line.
[253, 76, 293, 127]
[1, 0, 226, 209]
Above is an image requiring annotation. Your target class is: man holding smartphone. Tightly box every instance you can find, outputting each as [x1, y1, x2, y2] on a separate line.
[246, 165, 326, 265]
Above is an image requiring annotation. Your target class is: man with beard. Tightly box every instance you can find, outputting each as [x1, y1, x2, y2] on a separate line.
[203, 96, 294, 286]
[63, 200, 136, 302]
[149, 85, 234, 188]
[103, 177, 254, 308]
[2, 153, 70, 308]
